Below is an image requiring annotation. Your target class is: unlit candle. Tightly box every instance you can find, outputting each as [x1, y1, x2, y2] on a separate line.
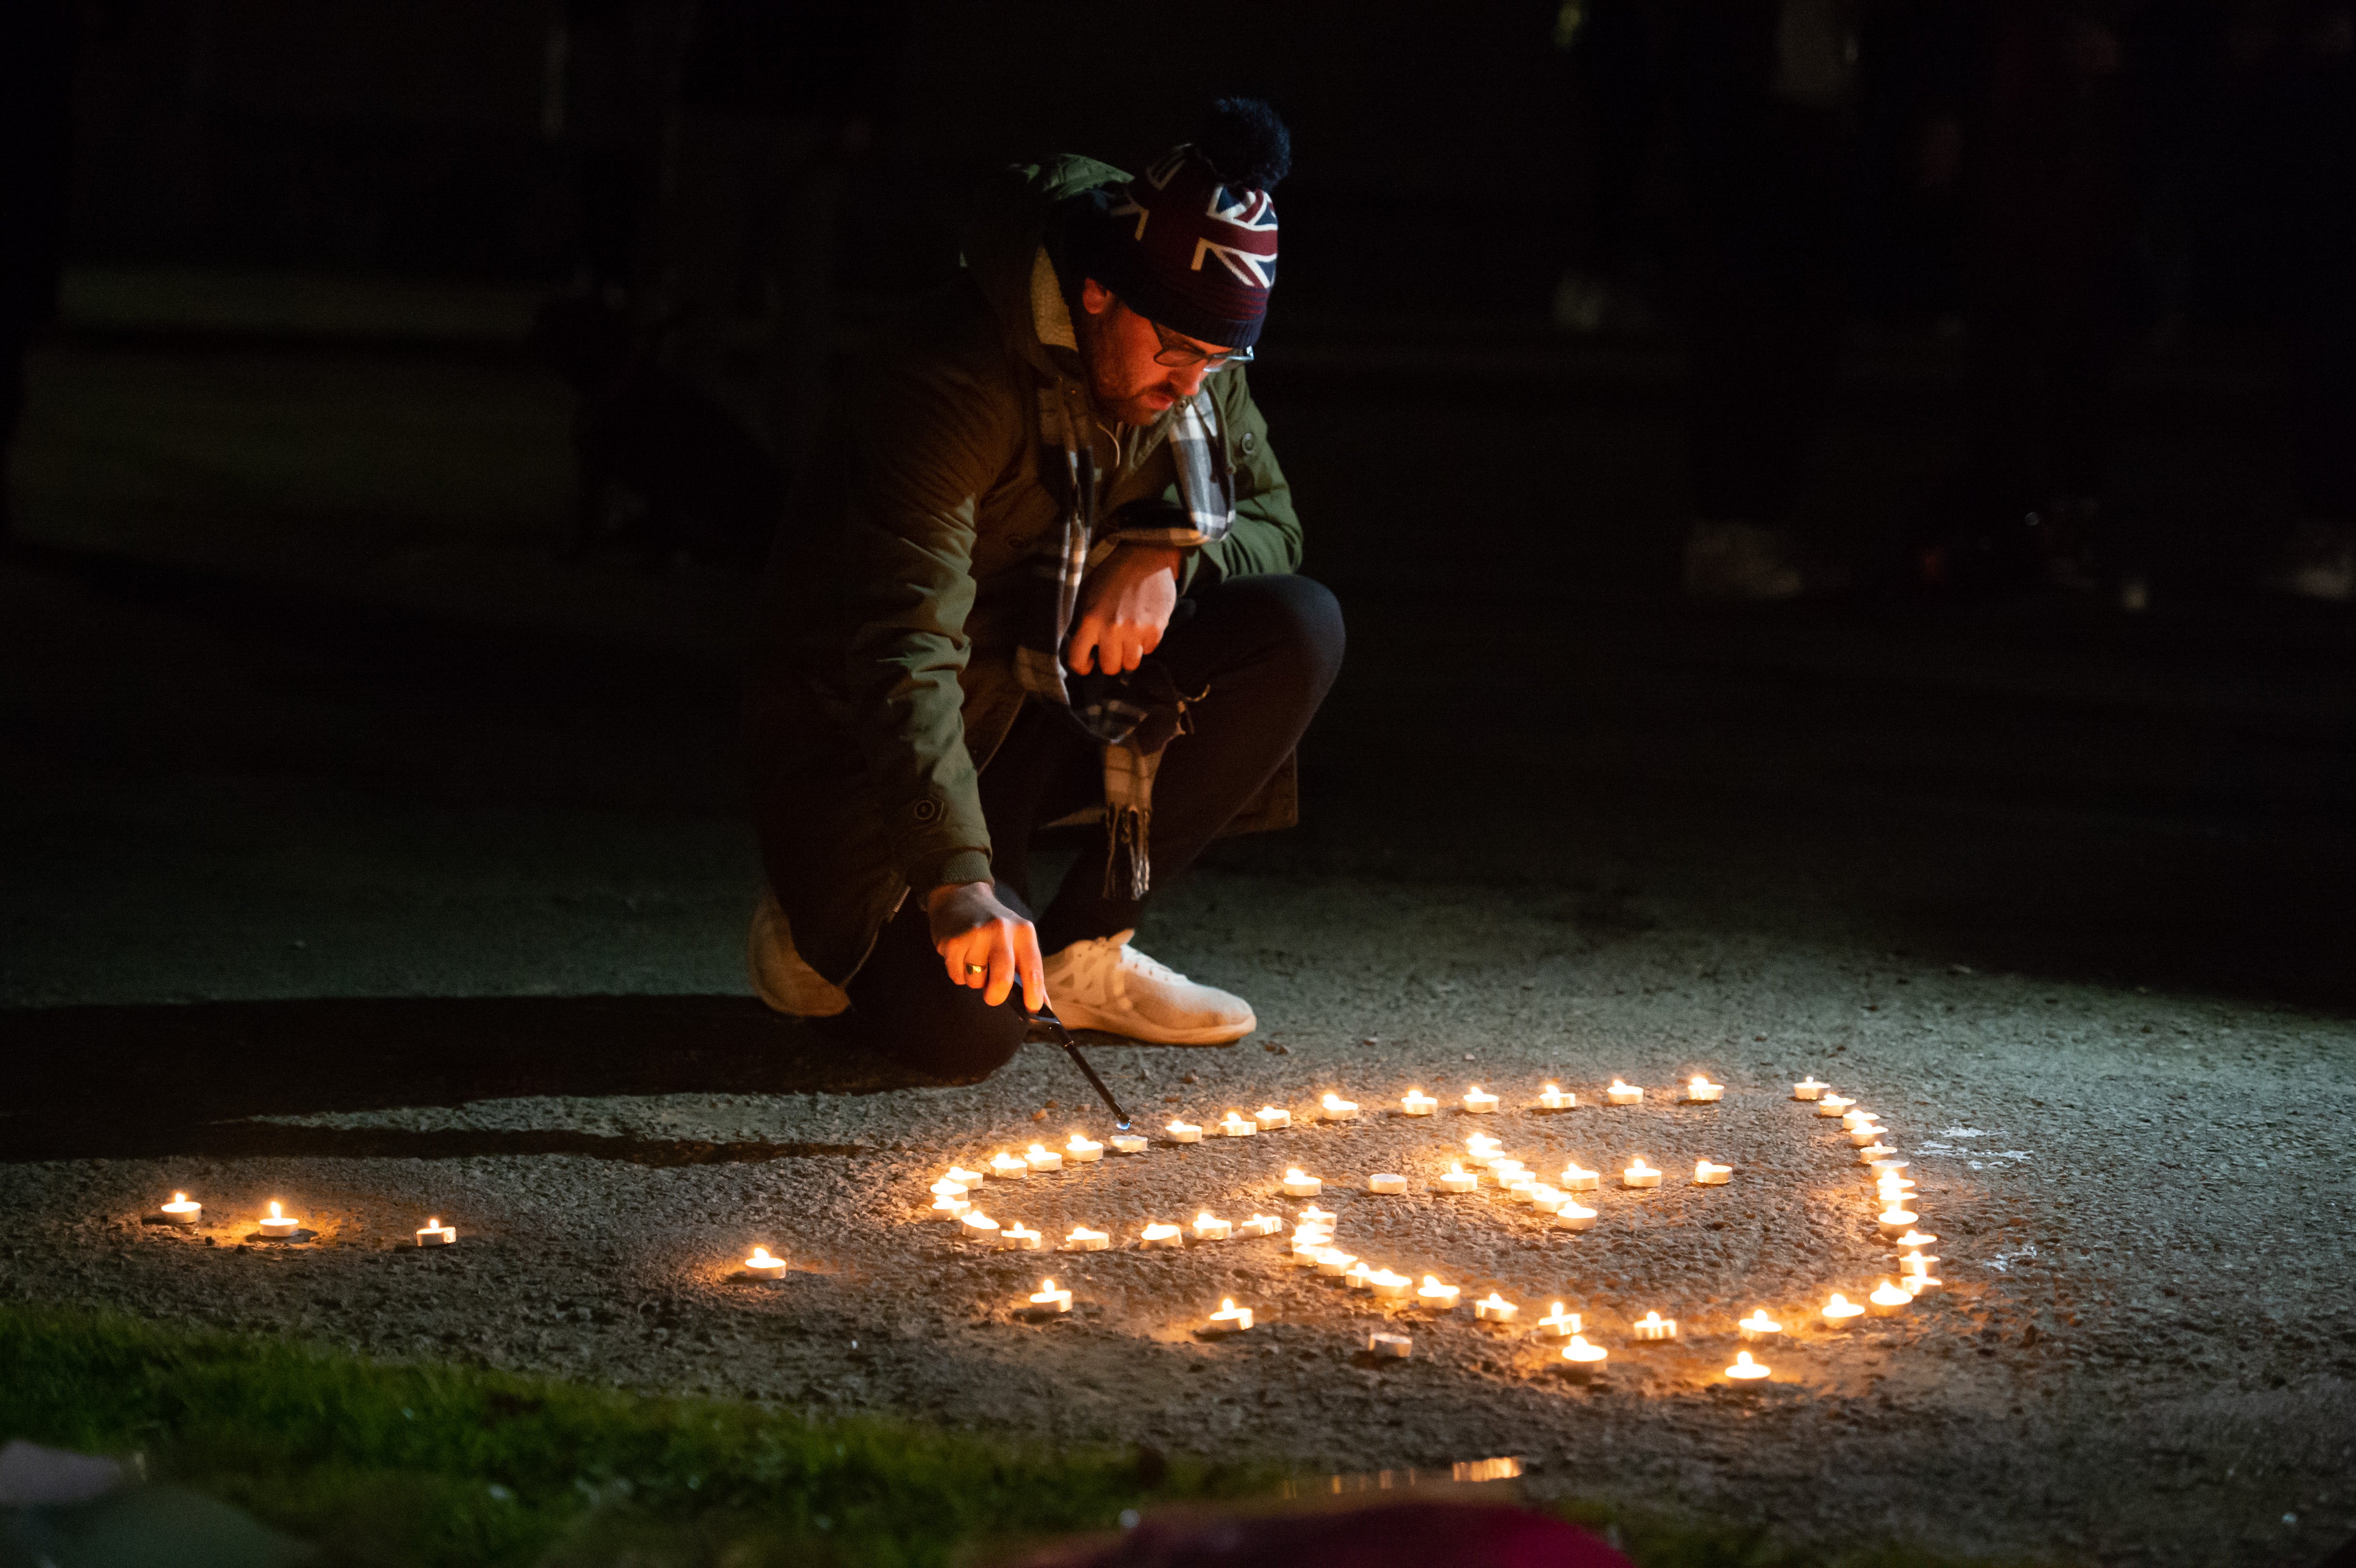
[1368, 1172, 1408, 1194]
[1367, 1330, 1412, 1358]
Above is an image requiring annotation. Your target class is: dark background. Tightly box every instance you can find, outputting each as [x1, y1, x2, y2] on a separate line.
[3, 0, 2353, 1041]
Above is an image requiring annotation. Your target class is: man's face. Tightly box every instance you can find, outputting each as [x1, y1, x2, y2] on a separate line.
[1076, 278, 1230, 425]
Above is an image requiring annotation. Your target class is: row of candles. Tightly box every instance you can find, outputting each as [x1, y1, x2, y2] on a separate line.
[1154, 1075, 1730, 1139]
[152, 1194, 455, 1247]
[897, 1074, 1946, 1382]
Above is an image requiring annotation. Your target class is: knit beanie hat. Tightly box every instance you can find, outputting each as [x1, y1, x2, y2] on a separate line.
[1074, 98, 1291, 351]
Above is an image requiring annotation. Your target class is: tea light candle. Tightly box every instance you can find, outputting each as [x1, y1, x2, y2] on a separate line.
[1526, 1185, 1567, 1214]
[1281, 1168, 1322, 1197]
[1367, 1268, 1413, 1300]
[1436, 1163, 1478, 1194]
[1793, 1076, 1829, 1101]
[1559, 1162, 1600, 1192]
[1297, 1204, 1337, 1227]
[1191, 1212, 1233, 1243]
[1876, 1207, 1918, 1238]
[744, 1244, 786, 1280]
[1024, 1143, 1063, 1173]
[1874, 1178, 1917, 1205]
[1064, 1134, 1103, 1163]
[989, 1151, 1029, 1178]
[1868, 1157, 1910, 1182]
[1109, 1133, 1150, 1155]
[1490, 1158, 1530, 1182]
[1400, 1089, 1438, 1116]
[929, 1194, 970, 1221]
[1416, 1276, 1462, 1311]
[1841, 1109, 1880, 1130]
[1063, 1227, 1110, 1251]
[1738, 1308, 1783, 1342]
[258, 1202, 300, 1239]
[1464, 1133, 1504, 1166]
[1536, 1303, 1581, 1338]
[1504, 1176, 1540, 1201]
[1888, 1228, 1939, 1250]
[1288, 1239, 1327, 1268]
[1693, 1159, 1732, 1186]
[931, 1177, 970, 1201]
[161, 1193, 201, 1227]
[1630, 1311, 1677, 1342]
[1622, 1158, 1662, 1189]
[416, 1217, 456, 1247]
[1857, 1142, 1898, 1164]
[1028, 1278, 1073, 1314]
[1606, 1079, 1643, 1105]
[1315, 1247, 1358, 1277]
[1816, 1094, 1855, 1118]
[998, 1223, 1044, 1251]
[1725, 1351, 1771, 1382]
[1846, 1125, 1888, 1148]
[1868, 1280, 1913, 1316]
[1820, 1291, 1864, 1329]
[945, 1166, 986, 1190]
[1238, 1214, 1282, 1238]
[1554, 1200, 1598, 1231]
[1535, 1083, 1576, 1111]
[1473, 1292, 1519, 1323]
[960, 1212, 1001, 1242]
[1320, 1092, 1359, 1121]
[1367, 1331, 1412, 1358]
[1462, 1086, 1500, 1114]
[1140, 1222, 1183, 1249]
[1368, 1172, 1408, 1194]
[1345, 1261, 1376, 1291]
[1217, 1112, 1257, 1138]
[1903, 1271, 1943, 1295]
[1683, 1075, 1725, 1103]
[1206, 1299, 1253, 1334]
[1561, 1334, 1608, 1366]
[1164, 1121, 1203, 1144]
[1899, 1249, 1940, 1278]
[1255, 1105, 1292, 1131]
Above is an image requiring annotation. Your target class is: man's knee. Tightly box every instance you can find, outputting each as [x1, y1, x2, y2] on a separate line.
[1223, 573, 1346, 692]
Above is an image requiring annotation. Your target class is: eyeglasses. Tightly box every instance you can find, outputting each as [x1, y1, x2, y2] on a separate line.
[1121, 299, 1252, 369]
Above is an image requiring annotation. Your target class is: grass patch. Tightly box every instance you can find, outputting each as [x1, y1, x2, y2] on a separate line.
[0, 1305, 2038, 1568]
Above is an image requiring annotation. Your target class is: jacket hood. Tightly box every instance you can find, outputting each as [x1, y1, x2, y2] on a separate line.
[958, 155, 1128, 381]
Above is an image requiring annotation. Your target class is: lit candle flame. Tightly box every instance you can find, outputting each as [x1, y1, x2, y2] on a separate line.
[269, 1202, 282, 1219]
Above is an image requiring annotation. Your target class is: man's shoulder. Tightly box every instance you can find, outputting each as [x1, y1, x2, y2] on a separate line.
[856, 278, 1031, 413]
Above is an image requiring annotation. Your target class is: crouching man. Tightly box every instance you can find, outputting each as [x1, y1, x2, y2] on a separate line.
[743, 99, 1342, 1080]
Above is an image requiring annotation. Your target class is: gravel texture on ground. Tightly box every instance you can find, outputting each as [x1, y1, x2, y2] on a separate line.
[6, 874, 2352, 1568]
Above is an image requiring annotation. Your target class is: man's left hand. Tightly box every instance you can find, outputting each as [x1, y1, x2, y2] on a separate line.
[1066, 543, 1181, 675]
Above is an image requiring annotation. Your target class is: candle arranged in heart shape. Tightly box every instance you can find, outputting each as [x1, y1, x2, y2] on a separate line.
[1367, 1330, 1412, 1358]
[1841, 1109, 1879, 1131]
[1847, 1123, 1888, 1148]
[1535, 1083, 1576, 1111]
[1683, 1075, 1725, 1103]
[1109, 1133, 1150, 1155]
[1857, 1142, 1898, 1164]
[944, 1166, 985, 1190]
[1793, 1076, 1829, 1101]
[416, 1217, 456, 1247]
[1888, 1227, 1938, 1250]
[1345, 1260, 1376, 1291]
[1064, 1134, 1103, 1163]
[1416, 1276, 1462, 1311]
[1238, 1214, 1283, 1238]
[1900, 1248, 1941, 1278]
[1400, 1089, 1438, 1116]
[1558, 1162, 1600, 1191]
[1297, 1204, 1337, 1227]
[1320, 1092, 1359, 1121]
[998, 1223, 1044, 1251]
[1461, 1085, 1500, 1114]
[1694, 1159, 1733, 1187]
[1367, 1268, 1414, 1300]
[1623, 1158, 1662, 1189]
[1816, 1094, 1856, 1118]
[1554, 1199, 1599, 1231]
[1903, 1270, 1944, 1295]
[1606, 1079, 1644, 1105]
[1561, 1334, 1608, 1366]
[1464, 1133, 1504, 1166]
[744, 1244, 786, 1280]
[1867, 1279, 1913, 1315]
[258, 1201, 300, 1239]
[1739, 1308, 1783, 1342]
[1217, 1111, 1257, 1138]
[1254, 1105, 1292, 1131]
[1140, 1222, 1183, 1249]
[1164, 1120, 1203, 1144]
[1315, 1247, 1358, 1277]
[929, 1192, 970, 1221]
[1725, 1351, 1771, 1382]
[1631, 1310, 1677, 1342]
[1206, 1299, 1253, 1334]
[162, 1193, 201, 1227]
[1877, 1206, 1919, 1238]
[1526, 1184, 1567, 1214]
[1024, 1143, 1063, 1173]
[1473, 1292, 1519, 1323]
[1028, 1278, 1073, 1314]
[1191, 1212, 1232, 1243]
[1063, 1227, 1110, 1251]
[1821, 1291, 1864, 1329]
[1281, 1167, 1322, 1197]
[1367, 1172, 1408, 1194]
[1536, 1303, 1581, 1338]
[1436, 1163, 1478, 1194]
[989, 1151, 1029, 1178]
[960, 1211, 1000, 1242]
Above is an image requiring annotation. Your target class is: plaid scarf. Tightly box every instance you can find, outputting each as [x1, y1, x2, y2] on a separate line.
[1014, 274, 1235, 898]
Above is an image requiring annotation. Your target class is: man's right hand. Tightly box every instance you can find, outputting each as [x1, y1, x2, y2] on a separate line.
[927, 880, 1046, 1011]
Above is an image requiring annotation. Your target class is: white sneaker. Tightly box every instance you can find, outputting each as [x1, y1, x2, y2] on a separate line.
[747, 887, 850, 1017]
[1684, 520, 1805, 602]
[1042, 931, 1256, 1045]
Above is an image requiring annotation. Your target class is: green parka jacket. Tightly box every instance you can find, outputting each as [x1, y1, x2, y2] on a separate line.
[744, 155, 1304, 988]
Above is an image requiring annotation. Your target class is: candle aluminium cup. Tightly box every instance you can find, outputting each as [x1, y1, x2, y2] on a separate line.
[944, 1165, 985, 1190]
[1536, 1083, 1576, 1111]
[1561, 1334, 1608, 1367]
[1368, 1172, 1408, 1195]
[1630, 1311, 1677, 1342]
[744, 1244, 787, 1280]
[1526, 1184, 1567, 1214]
[1320, 1092, 1359, 1121]
[1191, 1212, 1233, 1243]
[1684, 1075, 1725, 1103]
[1024, 1143, 1063, 1173]
[1462, 1086, 1500, 1114]
[1217, 1112, 1257, 1138]
[1877, 1207, 1920, 1239]
[1367, 1268, 1413, 1300]
[1416, 1275, 1462, 1311]
[1206, 1298, 1253, 1334]
[1108, 1133, 1150, 1155]
[1725, 1351, 1772, 1383]
[1554, 1199, 1599, 1231]
[1694, 1159, 1733, 1186]
[161, 1193, 201, 1227]
[960, 1212, 1001, 1243]
[1315, 1247, 1358, 1277]
[416, 1217, 456, 1247]
[1254, 1105, 1292, 1131]
[1238, 1214, 1283, 1238]
[1867, 1279, 1913, 1316]
[1606, 1079, 1644, 1105]
[1140, 1222, 1184, 1249]
[1064, 1134, 1104, 1163]
[1367, 1330, 1412, 1358]
[1536, 1303, 1581, 1338]
[1792, 1076, 1829, 1101]
[1281, 1168, 1322, 1198]
[1816, 1094, 1856, 1118]
[1400, 1089, 1438, 1116]
[1858, 1142, 1898, 1164]
[258, 1202, 299, 1239]
[998, 1223, 1044, 1251]
[1063, 1227, 1110, 1251]
[1623, 1158, 1662, 1189]
[1297, 1204, 1338, 1227]
[989, 1151, 1029, 1179]
[1739, 1308, 1783, 1342]
[1559, 1162, 1601, 1191]
[1028, 1279, 1073, 1314]
[1473, 1292, 1519, 1323]
[1345, 1260, 1376, 1291]
[1164, 1120, 1203, 1144]
[1465, 1133, 1504, 1166]
[1436, 1163, 1478, 1194]
[1888, 1227, 1939, 1250]
[1821, 1291, 1864, 1329]
[929, 1194, 970, 1221]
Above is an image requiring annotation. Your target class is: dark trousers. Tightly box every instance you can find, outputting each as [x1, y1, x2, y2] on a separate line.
[838, 573, 1343, 1080]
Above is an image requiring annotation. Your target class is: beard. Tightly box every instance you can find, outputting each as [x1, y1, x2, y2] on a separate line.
[1076, 309, 1186, 427]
